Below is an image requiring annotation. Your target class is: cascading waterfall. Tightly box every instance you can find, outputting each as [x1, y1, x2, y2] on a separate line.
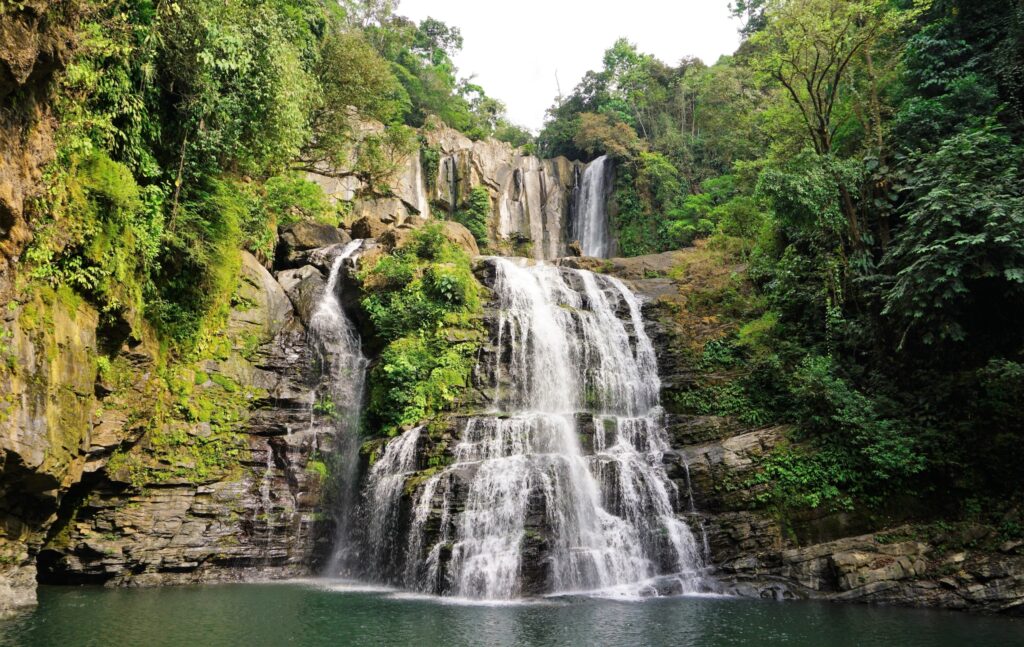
[572, 155, 612, 258]
[361, 257, 703, 599]
[308, 240, 371, 576]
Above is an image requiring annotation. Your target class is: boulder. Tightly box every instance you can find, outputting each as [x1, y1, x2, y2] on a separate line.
[277, 221, 349, 268]
[440, 221, 480, 257]
[381, 220, 478, 257]
[353, 197, 409, 227]
[230, 251, 293, 342]
[379, 227, 416, 252]
[277, 265, 326, 326]
[351, 213, 391, 239]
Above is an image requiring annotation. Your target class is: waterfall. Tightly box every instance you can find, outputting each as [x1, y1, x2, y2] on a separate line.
[363, 258, 703, 599]
[445, 156, 459, 215]
[310, 240, 370, 576]
[573, 155, 612, 258]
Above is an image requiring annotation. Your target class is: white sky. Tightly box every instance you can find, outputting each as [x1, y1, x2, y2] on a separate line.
[399, 0, 743, 132]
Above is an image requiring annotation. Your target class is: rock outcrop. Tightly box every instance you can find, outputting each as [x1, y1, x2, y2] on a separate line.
[0, 0, 74, 303]
[0, 239, 363, 615]
[423, 120, 583, 260]
[277, 221, 350, 269]
[306, 114, 589, 260]
[29, 251, 336, 590]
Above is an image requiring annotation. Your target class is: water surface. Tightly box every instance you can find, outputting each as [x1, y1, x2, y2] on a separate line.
[2, 582, 1022, 646]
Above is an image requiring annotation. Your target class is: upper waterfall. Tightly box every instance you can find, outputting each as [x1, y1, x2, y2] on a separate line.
[572, 155, 613, 258]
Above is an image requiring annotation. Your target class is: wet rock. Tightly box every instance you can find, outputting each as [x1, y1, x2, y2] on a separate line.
[232, 251, 293, 342]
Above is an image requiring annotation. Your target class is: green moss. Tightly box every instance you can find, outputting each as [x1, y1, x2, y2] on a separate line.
[240, 333, 262, 360]
[451, 186, 490, 248]
[210, 373, 239, 392]
[306, 460, 329, 482]
[94, 355, 112, 378]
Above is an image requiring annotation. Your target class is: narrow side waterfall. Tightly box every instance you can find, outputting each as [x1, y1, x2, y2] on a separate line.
[360, 257, 703, 599]
[308, 240, 370, 576]
[572, 155, 612, 258]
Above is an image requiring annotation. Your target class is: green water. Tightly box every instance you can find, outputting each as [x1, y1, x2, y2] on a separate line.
[2, 581, 1022, 646]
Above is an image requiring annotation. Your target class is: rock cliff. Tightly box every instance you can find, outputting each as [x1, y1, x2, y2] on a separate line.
[1, 248, 337, 615]
[307, 115, 587, 260]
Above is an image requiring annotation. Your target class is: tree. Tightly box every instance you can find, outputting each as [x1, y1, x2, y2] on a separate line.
[750, 0, 918, 156]
[881, 123, 1024, 350]
[573, 112, 646, 159]
[302, 30, 409, 170]
[342, 0, 400, 29]
[750, 0, 924, 246]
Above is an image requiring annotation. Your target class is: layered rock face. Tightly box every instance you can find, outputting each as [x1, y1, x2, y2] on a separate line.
[0, 0, 80, 616]
[3, 250, 336, 607]
[426, 126, 582, 260]
[0, 243, 350, 615]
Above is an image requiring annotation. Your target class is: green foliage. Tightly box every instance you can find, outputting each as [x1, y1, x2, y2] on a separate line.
[452, 186, 491, 248]
[352, 124, 418, 195]
[749, 445, 856, 511]
[881, 123, 1024, 349]
[540, 0, 1024, 517]
[670, 338, 777, 427]
[25, 152, 162, 327]
[149, 178, 244, 349]
[789, 356, 925, 486]
[420, 138, 440, 191]
[157, 0, 319, 178]
[369, 335, 477, 434]
[262, 174, 338, 227]
[360, 225, 484, 435]
[574, 112, 646, 159]
[306, 459, 329, 482]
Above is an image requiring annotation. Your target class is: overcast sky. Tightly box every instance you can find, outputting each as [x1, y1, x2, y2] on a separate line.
[399, 0, 743, 132]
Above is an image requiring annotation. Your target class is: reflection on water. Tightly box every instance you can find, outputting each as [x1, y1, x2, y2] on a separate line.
[2, 581, 1023, 647]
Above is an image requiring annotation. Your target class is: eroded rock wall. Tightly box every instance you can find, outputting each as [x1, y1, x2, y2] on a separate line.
[424, 123, 582, 259]
[306, 115, 586, 260]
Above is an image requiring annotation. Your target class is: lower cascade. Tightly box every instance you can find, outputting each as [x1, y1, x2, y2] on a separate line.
[348, 257, 704, 599]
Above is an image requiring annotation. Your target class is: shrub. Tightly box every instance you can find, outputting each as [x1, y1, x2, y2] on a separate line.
[452, 186, 491, 248]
